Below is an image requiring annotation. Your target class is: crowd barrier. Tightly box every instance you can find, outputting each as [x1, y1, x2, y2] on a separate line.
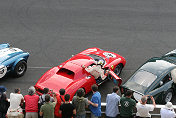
[98, 103, 176, 118]
[6, 100, 176, 118]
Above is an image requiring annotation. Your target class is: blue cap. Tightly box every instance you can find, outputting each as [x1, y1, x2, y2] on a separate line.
[0, 86, 7, 93]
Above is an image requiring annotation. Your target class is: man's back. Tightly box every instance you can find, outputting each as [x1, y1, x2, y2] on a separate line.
[136, 102, 154, 117]
[24, 94, 39, 112]
[40, 102, 56, 118]
[89, 91, 101, 117]
[120, 97, 136, 117]
[160, 108, 176, 118]
[9, 93, 23, 110]
[72, 96, 88, 115]
[60, 103, 75, 118]
[106, 93, 120, 117]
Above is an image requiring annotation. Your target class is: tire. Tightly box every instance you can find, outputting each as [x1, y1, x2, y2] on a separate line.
[114, 64, 123, 76]
[14, 60, 27, 77]
[163, 89, 173, 104]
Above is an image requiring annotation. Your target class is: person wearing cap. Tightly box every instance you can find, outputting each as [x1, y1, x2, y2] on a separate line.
[24, 86, 39, 118]
[136, 95, 156, 118]
[82, 60, 109, 81]
[160, 102, 176, 118]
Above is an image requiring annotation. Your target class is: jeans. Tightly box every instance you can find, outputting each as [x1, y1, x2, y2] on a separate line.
[106, 116, 116, 118]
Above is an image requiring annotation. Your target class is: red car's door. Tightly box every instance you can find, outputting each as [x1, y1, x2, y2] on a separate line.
[108, 70, 122, 86]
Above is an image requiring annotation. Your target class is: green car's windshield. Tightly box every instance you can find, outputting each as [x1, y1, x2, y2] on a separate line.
[130, 70, 157, 87]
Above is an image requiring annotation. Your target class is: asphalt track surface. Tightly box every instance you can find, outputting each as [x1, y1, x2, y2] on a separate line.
[0, 0, 176, 104]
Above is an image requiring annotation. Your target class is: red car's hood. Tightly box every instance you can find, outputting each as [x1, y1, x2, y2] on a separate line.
[36, 74, 73, 93]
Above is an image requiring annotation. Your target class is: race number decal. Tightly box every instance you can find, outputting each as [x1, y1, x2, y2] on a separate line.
[103, 52, 116, 58]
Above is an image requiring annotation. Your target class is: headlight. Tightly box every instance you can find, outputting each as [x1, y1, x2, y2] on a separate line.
[0, 65, 7, 78]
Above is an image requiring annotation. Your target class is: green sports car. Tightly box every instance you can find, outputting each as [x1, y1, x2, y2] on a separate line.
[120, 49, 176, 104]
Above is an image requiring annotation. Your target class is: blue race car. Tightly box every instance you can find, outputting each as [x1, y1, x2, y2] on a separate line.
[0, 43, 29, 78]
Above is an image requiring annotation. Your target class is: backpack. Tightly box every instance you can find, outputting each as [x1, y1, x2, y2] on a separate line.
[38, 95, 45, 109]
[74, 96, 86, 114]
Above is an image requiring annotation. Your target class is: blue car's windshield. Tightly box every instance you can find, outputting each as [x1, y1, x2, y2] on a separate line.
[129, 70, 157, 87]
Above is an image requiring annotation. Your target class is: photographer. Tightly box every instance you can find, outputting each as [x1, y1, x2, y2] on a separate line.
[136, 95, 156, 118]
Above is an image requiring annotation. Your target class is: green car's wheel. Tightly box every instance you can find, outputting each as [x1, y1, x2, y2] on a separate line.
[164, 89, 173, 104]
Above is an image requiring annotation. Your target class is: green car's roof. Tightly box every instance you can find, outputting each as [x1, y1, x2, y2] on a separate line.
[141, 58, 176, 76]
[123, 57, 176, 94]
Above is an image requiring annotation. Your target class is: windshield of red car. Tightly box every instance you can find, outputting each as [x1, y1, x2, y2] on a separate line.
[57, 68, 74, 79]
[130, 70, 157, 87]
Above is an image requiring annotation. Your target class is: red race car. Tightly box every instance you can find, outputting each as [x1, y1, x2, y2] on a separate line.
[35, 47, 126, 99]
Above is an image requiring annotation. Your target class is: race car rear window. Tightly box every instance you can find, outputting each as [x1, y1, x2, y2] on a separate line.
[130, 70, 157, 87]
[57, 68, 74, 79]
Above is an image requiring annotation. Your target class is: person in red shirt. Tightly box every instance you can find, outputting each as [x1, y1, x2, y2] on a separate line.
[24, 86, 39, 118]
[54, 89, 65, 118]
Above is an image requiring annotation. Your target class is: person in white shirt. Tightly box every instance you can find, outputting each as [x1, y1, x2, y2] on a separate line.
[136, 95, 156, 118]
[7, 88, 24, 118]
[160, 102, 176, 118]
[82, 60, 109, 81]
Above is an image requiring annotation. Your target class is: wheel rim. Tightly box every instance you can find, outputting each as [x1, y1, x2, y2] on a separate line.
[17, 63, 25, 75]
[114, 65, 122, 76]
[165, 92, 172, 103]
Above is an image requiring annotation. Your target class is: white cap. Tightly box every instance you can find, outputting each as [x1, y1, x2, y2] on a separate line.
[165, 102, 173, 110]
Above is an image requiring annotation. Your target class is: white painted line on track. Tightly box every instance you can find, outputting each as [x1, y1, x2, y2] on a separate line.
[28, 66, 52, 69]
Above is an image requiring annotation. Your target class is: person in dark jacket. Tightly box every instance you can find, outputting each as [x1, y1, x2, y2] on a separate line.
[0, 86, 8, 118]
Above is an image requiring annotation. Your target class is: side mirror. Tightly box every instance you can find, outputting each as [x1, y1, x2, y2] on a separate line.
[160, 81, 163, 86]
